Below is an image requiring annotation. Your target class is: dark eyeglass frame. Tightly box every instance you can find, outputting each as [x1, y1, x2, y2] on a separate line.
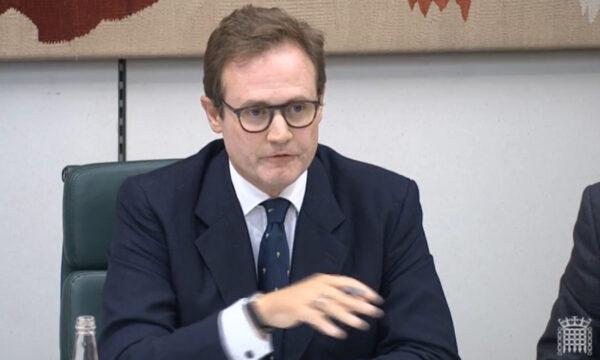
[221, 99, 322, 133]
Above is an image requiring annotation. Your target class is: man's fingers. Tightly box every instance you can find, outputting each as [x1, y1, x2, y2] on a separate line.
[312, 297, 370, 330]
[303, 307, 347, 338]
[319, 274, 384, 304]
[312, 284, 384, 319]
[326, 288, 384, 319]
[341, 286, 365, 297]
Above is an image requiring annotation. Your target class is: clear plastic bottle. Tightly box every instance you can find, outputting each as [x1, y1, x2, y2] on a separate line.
[72, 315, 99, 360]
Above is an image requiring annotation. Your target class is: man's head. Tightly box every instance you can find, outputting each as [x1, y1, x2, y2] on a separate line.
[201, 6, 326, 197]
[202, 5, 326, 109]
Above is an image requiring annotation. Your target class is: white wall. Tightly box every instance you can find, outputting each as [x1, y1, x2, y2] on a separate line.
[126, 59, 218, 160]
[1, 51, 600, 359]
[322, 53, 600, 359]
[0, 61, 118, 359]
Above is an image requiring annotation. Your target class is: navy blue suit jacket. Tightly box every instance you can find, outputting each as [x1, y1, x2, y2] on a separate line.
[99, 140, 459, 359]
[537, 182, 600, 359]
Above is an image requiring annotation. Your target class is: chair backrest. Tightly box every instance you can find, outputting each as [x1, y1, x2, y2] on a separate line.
[60, 159, 177, 360]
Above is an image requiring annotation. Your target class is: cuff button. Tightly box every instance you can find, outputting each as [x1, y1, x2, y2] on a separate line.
[244, 350, 254, 358]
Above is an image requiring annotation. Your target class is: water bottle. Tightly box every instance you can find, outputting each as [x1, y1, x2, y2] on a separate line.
[72, 315, 99, 360]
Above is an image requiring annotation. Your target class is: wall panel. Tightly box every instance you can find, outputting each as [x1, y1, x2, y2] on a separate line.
[0, 61, 117, 360]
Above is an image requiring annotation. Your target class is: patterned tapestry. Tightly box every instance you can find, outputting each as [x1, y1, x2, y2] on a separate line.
[1, 0, 599, 60]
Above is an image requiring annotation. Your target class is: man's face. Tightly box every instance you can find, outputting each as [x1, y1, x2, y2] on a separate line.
[202, 42, 322, 197]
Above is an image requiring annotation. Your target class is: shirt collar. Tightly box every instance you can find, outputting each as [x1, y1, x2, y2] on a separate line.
[229, 161, 307, 216]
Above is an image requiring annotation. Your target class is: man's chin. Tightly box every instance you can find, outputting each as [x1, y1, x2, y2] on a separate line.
[258, 172, 301, 195]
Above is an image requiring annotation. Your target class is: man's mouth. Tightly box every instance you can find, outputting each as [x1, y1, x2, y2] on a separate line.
[266, 154, 295, 161]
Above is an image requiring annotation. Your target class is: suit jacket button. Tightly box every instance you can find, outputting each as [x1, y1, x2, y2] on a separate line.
[244, 350, 254, 358]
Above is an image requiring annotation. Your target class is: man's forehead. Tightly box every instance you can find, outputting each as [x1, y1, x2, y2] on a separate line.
[221, 43, 318, 104]
[222, 43, 316, 82]
[227, 41, 310, 69]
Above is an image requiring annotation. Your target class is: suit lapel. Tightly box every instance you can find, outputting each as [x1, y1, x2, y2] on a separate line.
[285, 157, 348, 360]
[192, 149, 349, 359]
[193, 150, 257, 305]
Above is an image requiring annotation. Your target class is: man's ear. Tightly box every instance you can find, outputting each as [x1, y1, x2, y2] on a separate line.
[201, 96, 223, 133]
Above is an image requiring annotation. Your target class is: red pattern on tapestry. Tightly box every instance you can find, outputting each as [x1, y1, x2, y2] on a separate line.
[0, 0, 159, 42]
[408, 0, 471, 21]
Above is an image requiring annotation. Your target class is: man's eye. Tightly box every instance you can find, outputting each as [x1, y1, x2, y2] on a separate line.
[247, 107, 265, 117]
[290, 103, 305, 113]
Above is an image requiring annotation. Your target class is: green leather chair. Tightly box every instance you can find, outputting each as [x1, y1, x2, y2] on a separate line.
[60, 159, 177, 360]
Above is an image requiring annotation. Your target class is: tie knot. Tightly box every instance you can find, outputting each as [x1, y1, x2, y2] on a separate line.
[262, 197, 290, 224]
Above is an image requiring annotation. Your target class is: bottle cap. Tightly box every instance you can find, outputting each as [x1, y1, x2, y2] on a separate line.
[75, 315, 96, 332]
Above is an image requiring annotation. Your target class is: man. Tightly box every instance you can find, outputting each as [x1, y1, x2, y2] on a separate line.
[100, 5, 459, 360]
[537, 182, 600, 359]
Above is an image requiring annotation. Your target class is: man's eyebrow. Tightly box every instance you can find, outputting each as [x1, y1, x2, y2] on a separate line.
[237, 100, 269, 108]
[238, 96, 316, 108]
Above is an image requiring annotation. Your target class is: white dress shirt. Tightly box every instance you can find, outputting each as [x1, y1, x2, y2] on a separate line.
[218, 161, 307, 360]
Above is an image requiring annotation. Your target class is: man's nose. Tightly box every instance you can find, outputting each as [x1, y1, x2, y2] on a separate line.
[266, 110, 293, 143]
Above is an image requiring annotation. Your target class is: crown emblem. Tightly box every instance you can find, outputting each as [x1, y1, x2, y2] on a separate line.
[558, 316, 592, 328]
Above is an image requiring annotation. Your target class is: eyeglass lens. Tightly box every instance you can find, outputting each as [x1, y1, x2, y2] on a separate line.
[240, 102, 317, 131]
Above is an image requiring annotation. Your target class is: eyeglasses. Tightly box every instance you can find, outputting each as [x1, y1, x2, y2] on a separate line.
[221, 99, 321, 133]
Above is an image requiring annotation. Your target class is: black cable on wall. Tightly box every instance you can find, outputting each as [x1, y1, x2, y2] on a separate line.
[118, 59, 127, 162]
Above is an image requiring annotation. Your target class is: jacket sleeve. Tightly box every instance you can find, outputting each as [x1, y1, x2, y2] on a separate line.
[370, 180, 460, 359]
[98, 177, 228, 360]
[537, 184, 600, 360]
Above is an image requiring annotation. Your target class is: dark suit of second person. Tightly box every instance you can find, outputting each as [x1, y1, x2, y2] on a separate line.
[538, 182, 600, 359]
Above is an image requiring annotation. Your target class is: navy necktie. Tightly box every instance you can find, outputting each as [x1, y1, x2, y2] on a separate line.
[257, 197, 291, 359]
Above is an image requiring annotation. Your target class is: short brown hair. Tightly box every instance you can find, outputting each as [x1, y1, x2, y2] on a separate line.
[203, 5, 326, 107]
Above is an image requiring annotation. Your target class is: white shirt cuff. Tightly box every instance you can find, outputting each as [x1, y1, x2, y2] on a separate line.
[218, 297, 273, 360]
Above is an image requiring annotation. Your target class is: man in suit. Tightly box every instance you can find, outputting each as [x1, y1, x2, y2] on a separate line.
[537, 182, 600, 359]
[99, 5, 459, 360]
